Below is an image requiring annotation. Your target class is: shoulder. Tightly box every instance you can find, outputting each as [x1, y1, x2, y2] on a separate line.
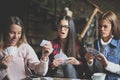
[18, 43, 33, 50]
[51, 38, 59, 44]
[111, 38, 120, 47]
[50, 38, 60, 55]
[51, 38, 60, 48]
[18, 43, 36, 57]
[19, 43, 30, 47]
[117, 39, 120, 48]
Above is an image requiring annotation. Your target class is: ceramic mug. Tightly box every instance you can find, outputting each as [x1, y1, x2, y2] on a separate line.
[91, 73, 106, 80]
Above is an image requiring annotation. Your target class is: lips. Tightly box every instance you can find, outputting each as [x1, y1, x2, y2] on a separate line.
[59, 32, 65, 36]
[10, 39, 17, 44]
[100, 31, 105, 35]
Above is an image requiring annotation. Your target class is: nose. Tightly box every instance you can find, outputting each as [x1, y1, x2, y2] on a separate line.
[61, 27, 64, 30]
[101, 26, 104, 31]
[13, 34, 18, 38]
[61, 27, 67, 31]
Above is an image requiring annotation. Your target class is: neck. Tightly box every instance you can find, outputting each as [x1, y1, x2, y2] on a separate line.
[60, 38, 66, 44]
[101, 35, 113, 45]
[60, 39, 67, 52]
[102, 35, 113, 42]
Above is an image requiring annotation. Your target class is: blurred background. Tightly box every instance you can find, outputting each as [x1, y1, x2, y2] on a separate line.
[0, 0, 120, 52]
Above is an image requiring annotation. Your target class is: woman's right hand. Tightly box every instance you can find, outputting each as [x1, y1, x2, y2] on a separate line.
[52, 58, 63, 67]
[85, 52, 94, 64]
[42, 42, 53, 56]
[2, 55, 13, 68]
[41, 42, 53, 61]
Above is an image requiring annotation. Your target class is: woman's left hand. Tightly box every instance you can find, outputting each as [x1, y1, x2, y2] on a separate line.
[96, 53, 108, 67]
[66, 57, 80, 65]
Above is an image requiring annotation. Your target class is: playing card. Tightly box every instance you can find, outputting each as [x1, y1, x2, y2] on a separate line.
[5, 46, 18, 56]
[54, 51, 68, 64]
[40, 40, 50, 47]
[86, 48, 100, 56]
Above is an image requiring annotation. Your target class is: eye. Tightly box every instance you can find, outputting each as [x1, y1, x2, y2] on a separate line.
[64, 25, 69, 29]
[58, 25, 69, 28]
[10, 31, 15, 34]
[18, 32, 22, 35]
[103, 25, 108, 29]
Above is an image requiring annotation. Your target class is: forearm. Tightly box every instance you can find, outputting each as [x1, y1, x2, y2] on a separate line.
[0, 69, 7, 80]
[34, 59, 49, 76]
[105, 61, 120, 75]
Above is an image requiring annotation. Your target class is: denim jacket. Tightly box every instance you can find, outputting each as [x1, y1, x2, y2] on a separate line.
[94, 38, 120, 80]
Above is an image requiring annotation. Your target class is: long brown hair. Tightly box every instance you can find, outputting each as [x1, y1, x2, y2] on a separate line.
[0, 16, 27, 49]
[57, 16, 79, 57]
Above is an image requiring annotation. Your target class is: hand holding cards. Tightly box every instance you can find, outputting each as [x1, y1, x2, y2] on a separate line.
[40, 40, 51, 47]
[86, 48, 100, 56]
[40, 40, 53, 54]
[54, 51, 68, 65]
[5, 46, 18, 56]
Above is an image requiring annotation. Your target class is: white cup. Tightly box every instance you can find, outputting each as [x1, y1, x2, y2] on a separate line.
[91, 73, 106, 80]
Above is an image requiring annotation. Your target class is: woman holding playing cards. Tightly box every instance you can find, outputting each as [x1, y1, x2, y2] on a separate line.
[0, 16, 51, 80]
[85, 11, 120, 79]
[42, 15, 86, 78]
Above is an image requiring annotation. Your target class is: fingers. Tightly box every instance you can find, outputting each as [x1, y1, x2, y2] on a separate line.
[96, 53, 108, 67]
[41, 43, 53, 61]
[84, 53, 95, 64]
[66, 57, 79, 65]
[85, 53, 94, 60]
[43, 42, 52, 49]
[95, 53, 105, 60]
[42, 42, 53, 55]
[3, 55, 13, 62]
[2, 55, 13, 66]
[53, 59, 63, 67]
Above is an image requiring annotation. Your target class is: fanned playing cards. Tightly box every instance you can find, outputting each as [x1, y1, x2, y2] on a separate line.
[86, 48, 100, 56]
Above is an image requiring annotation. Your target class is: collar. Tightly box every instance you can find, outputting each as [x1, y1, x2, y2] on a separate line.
[110, 38, 118, 47]
[100, 38, 112, 46]
[98, 38, 118, 49]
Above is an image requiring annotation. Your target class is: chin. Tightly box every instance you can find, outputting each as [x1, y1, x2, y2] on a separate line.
[60, 36, 67, 39]
[10, 43, 17, 46]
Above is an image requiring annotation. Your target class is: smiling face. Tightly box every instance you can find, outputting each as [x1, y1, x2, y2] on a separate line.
[57, 19, 69, 40]
[99, 19, 112, 41]
[7, 24, 22, 46]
